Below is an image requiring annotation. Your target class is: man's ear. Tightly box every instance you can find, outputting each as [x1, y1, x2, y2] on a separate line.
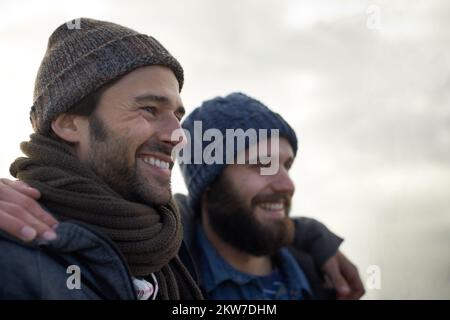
[51, 113, 89, 143]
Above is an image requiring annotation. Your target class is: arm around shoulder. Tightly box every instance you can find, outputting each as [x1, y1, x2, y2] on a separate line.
[292, 217, 344, 267]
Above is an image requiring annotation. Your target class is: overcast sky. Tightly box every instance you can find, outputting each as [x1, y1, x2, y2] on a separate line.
[0, 0, 449, 299]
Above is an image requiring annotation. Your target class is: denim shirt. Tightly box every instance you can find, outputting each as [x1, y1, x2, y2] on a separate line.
[195, 224, 312, 300]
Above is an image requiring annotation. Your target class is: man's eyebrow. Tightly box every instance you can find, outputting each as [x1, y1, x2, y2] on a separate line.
[134, 93, 170, 103]
[135, 93, 185, 116]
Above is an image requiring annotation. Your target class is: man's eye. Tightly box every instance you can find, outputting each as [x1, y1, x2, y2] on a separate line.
[141, 106, 157, 115]
[249, 160, 272, 168]
[258, 162, 272, 168]
[284, 160, 293, 171]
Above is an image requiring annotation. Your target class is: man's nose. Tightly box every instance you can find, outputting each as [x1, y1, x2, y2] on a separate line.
[271, 168, 295, 196]
[158, 114, 185, 148]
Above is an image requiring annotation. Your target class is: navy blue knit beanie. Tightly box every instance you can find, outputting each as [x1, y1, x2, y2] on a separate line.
[179, 92, 298, 211]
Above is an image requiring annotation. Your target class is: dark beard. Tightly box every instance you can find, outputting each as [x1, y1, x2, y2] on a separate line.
[205, 173, 295, 256]
[85, 113, 171, 205]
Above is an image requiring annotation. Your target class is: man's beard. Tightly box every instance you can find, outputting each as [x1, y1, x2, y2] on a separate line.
[85, 114, 172, 206]
[205, 173, 295, 256]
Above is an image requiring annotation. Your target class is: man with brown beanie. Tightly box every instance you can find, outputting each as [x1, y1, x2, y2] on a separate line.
[0, 18, 361, 300]
[0, 17, 203, 299]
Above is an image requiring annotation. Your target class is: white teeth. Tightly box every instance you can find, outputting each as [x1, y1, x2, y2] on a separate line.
[259, 202, 284, 211]
[142, 156, 170, 170]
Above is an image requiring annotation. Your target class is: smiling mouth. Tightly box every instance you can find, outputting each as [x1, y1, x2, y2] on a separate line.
[141, 155, 171, 169]
[258, 202, 285, 211]
[255, 202, 287, 219]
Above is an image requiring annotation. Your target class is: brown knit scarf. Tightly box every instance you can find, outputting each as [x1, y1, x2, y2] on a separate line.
[10, 133, 203, 300]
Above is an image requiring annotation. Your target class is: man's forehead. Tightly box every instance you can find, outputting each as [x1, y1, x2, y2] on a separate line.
[101, 65, 182, 102]
[245, 137, 294, 158]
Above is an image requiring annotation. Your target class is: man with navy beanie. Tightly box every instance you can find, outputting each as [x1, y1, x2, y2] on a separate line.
[180, 92, 298, 212]
[176, 92, 364, 299]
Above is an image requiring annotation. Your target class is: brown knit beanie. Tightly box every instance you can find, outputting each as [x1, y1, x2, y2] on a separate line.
[31, 17, 184, 135]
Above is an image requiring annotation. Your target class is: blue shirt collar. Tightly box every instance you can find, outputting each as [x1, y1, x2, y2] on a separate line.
[196, 223, 255, 292]
[195, 223, 312, 298]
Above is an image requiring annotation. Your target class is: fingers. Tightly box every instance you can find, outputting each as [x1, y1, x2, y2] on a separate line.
[0, 209, 37, 241]
[0, 179, 58, 242]
[331, 270, 352, 299]
[0, 178, 41, 199]
[20, 195, 59, 228]
[0, 200, 57, 242]
[322, 274, 335, 289]
[0, 179, 57, 226]
[339, 254, 365, 299]
[322, 255, 352, 299]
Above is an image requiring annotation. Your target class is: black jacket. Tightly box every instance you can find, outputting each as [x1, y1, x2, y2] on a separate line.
[0, 221, 136, 299]
[0, 195, 341, 299]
